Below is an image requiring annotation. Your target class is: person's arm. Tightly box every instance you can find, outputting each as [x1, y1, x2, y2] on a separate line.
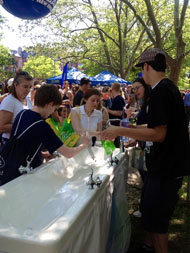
[0, 110, 13, 133]
[123, 124, 147, 147]
[69, 94, 74, 107]
[129, 124, 147, 129]
[107, 108, 123, 117]
[57, 136, 90, 158]
[71, 109, 84, 135]
[0, 93, 8, 104]
[69, 98, 73, 107]
[124, 139, 137, 148]
[97, 121, 102, 132]
[87, 122, 102, 139]
[102, 107, 109, 126]
[125, 107, 138, 119]
[89, 110, 103, 138]
[102, 125, 167, 143]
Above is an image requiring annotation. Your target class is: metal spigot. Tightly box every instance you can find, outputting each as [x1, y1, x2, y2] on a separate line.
[95, 177, 102, 187]
[87, 168, 102, 189]
[110, 155, 119, 166]
[88, 146, 95, 161]
[106, 118, 121, 128]
[53, 151, 61, 158]
[87, 168, 96, 189]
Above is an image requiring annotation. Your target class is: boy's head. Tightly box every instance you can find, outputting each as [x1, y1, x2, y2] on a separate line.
[34, 84, 62, 107]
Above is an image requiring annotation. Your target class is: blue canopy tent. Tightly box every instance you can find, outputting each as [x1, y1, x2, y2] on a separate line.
[46, 67, 89, 85]
[90, 70, 131, 86]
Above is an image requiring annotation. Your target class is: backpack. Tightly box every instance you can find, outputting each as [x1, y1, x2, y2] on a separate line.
[0, 110, 43, 186]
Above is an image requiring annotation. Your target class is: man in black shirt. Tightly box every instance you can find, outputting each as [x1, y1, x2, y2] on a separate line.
[73, 77, 90, 107]
[108, 82, 125, 147]
[108, 82, 125, 124]
[102, 48, 190, 253]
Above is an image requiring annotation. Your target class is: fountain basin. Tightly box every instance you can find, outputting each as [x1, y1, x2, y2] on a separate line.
[0, 147, 130, 253]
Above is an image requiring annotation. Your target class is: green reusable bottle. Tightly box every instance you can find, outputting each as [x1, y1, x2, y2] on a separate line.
[101, 140, 116, 155]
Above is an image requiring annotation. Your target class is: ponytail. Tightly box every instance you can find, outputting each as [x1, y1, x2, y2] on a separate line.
[11, 70, 33, 98]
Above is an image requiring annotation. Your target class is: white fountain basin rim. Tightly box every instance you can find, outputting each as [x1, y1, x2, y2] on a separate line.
[0, 147, 119, 247]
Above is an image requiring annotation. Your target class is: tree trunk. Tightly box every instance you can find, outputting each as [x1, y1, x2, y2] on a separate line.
[87, 0, 113, 73]
[167, 55, 185, 85]
[122, 0, 189, 86]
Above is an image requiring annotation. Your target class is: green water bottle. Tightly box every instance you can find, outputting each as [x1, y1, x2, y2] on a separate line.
[101, 140, 116, 155]
[129, 115, 135, 125]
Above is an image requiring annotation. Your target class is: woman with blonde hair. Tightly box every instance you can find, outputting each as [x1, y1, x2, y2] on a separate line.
[0, 71, 33, 145]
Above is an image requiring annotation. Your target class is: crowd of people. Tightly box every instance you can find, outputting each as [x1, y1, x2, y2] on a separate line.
[0, 73, 156, 150]
[0, 48, 190, 253]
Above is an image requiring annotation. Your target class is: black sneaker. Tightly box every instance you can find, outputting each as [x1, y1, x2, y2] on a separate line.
[133, 243, 155, 252]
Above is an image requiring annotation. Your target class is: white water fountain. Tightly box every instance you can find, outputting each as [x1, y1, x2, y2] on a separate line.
[0, 147, 131, 253]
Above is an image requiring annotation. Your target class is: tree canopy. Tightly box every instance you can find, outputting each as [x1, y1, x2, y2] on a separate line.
[22, 55, 62, 80]
[18, 0, 190, 87]
[121, 0, 190, 85]
[0, 44, 15, 81]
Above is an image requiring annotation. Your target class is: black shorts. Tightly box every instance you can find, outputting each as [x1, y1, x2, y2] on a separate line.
[140, 174, 183, 233]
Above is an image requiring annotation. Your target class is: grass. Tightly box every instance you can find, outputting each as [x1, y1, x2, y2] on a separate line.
[127, 176, 190, 253]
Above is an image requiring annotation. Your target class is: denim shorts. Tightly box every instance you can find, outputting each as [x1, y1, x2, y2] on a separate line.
[140, 174, 183, 233]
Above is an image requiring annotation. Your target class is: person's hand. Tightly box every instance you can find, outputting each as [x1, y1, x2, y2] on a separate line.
[125, 107, 136, 119]
[101, 126, 119, 141]
[87, 131, 101, 138]
[41, 151, 54, 160]
[124, 139, 136, 148]
[80, 135, 91, 147]
[128, 123, 136, 128]
[76, 130, 87, 136]
[62, 99, 70, 105]
[93, 131, 102, 139]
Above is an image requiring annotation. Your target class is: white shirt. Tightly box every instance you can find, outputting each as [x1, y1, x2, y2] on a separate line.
[0, 94, 32, 139]
[72, 105, 102, 132]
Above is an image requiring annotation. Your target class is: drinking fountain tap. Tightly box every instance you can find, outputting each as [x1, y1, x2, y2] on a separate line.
[88, 146, 96, 161]
[85, 131, 96, 161]
[87, 168, 102, 189]
[87, 168, 96, 189]
[95, 177, 102, 187]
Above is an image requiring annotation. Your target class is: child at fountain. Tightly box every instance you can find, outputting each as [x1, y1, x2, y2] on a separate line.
[57, 104, 68, 125]
[0, 85, 90, 185]
[46, 104, 68, 138]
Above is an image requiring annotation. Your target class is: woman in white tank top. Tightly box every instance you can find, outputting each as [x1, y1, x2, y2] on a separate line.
[0, 71, 33, 144]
